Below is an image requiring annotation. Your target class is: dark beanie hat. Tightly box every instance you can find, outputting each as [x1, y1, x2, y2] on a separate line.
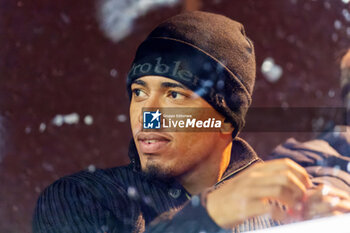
[126, 11, 256, 138]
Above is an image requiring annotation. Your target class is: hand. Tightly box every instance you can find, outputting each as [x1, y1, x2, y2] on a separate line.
[302, 184, 350, 220]
[206, 158, 312, 229]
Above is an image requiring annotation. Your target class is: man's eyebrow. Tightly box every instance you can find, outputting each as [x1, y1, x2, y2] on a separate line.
[161, 82, 187, 89]
[132, 79, 147, 87]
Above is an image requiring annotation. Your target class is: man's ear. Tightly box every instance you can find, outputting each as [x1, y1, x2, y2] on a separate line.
[220, 120, 234, 135]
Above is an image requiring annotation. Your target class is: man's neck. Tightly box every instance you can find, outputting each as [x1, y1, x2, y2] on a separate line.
[177, 142, 232, 195]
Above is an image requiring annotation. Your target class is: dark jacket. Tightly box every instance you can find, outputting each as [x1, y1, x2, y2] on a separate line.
[32, 137, 280, 233]
[34, 131, 350, 233]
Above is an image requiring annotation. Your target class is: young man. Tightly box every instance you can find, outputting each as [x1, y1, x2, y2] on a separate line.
[33, 11, 350, 233]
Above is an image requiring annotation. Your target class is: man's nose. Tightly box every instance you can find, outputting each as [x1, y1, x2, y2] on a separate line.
[144, 94, 162, 108]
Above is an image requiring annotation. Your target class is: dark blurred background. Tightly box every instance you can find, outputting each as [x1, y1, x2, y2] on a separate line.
[1, 0, 350, 232]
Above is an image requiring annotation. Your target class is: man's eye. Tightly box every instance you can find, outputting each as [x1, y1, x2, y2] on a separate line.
[132, 88, 145, 97]
[169, 91, 186, 99]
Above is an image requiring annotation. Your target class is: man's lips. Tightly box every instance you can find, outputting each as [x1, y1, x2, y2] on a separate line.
[137, 133, 171, 154]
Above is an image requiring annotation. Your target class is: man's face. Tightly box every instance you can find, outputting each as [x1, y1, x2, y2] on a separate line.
[130, 75, 231, 179]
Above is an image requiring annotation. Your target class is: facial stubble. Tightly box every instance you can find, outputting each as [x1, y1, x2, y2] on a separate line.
[142, 160, 175, 182]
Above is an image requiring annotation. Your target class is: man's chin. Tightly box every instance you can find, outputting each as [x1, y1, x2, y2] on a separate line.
[141, 164, 174, 182]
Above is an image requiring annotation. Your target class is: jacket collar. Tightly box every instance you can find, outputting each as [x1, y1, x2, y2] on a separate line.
[218, 137, 261, 184]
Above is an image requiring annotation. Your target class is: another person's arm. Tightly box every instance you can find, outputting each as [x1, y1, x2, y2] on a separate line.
[147, 159, 350, 232]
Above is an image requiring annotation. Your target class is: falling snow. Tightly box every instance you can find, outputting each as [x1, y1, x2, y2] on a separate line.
[312, 117, 325, 131]
[328, 89, 335, 98]
[84, 115, 94, 125]
[143, 196, 152, 205]
[35, 186, 41, 193]
[97, 0, 180, 42]
[110, 68, 118, 78]
[334, 20, 342, 30]
[42, 162, 55, 172]
[342, 9, 350, 22]
[39, 123, 46, 132]
[324, 1, 331, 10]
[117, 114, 127, 122]
[60, 12, 71, 24]
[52, 113, 80, 126]
[127, 186, 138, 199]
[25, 126, 31, 134]
[64, 113, 79, 124]
[87, 164, 96, 173]
[261, 57, 283, 83]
